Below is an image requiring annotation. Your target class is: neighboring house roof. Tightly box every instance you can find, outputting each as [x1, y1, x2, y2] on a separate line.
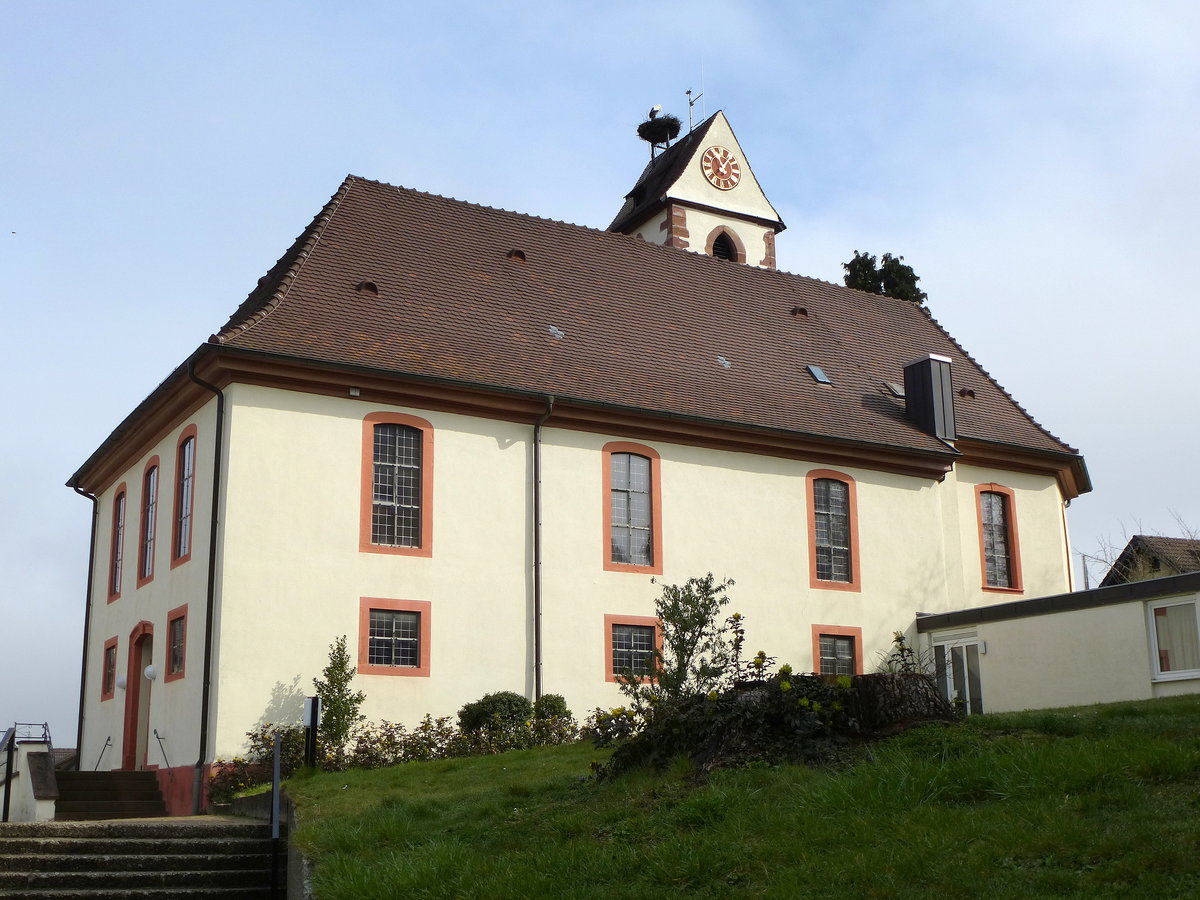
[917, 570, 1200, 632]
[1100, 535, 1200, 587]
[70, 173, 1090, 495]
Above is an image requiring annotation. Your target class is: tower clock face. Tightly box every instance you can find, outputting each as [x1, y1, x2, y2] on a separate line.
[701, 146, 741, 190]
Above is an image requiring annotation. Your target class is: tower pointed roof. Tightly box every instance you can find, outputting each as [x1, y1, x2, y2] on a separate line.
[609, 111, 784, 236]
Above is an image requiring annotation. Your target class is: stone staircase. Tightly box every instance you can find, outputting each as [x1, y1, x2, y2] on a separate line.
[55, 770, 166, 820]
[0, 817, 285, 897]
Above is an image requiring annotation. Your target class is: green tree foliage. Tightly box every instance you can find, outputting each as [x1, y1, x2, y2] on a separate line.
[615, 574, 739, 713]
[458, 691, 535, 733]
[843, 250, 927, 304]
[313, 635, 366, 766]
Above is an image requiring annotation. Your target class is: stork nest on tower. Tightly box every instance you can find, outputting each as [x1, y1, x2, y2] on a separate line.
[637, 114, 682, 145]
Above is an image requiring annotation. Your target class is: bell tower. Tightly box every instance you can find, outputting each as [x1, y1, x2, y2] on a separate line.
[608, 109, 785, 269]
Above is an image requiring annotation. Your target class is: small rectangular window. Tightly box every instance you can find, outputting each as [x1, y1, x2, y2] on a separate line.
[101, 638, 118, 701]
[368, 608, 421, 668]
[1151, 602, 1200, 677]
[818, 634, 855, 676]
[168, 611, 186, 678]
[612, 623, 656, 677]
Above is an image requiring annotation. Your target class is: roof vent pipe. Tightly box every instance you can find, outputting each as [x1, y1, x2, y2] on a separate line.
[904, 354, 956, 441]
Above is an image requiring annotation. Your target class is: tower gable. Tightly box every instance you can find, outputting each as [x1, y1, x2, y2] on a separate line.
[609, 111, 784, 269]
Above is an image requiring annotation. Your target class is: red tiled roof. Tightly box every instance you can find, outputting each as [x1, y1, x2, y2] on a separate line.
[213, 175, 1080, 468]
[1100, 535, 1200, 586]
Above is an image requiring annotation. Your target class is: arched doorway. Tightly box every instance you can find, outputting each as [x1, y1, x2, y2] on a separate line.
[121, 621, 154, 770]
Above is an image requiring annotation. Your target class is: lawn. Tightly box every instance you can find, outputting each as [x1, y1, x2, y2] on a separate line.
[287, 695, 1200, 898]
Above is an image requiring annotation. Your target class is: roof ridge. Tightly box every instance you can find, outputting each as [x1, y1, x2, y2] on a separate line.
[916, 304, 1077, 453]
[210, 176, 357, 344]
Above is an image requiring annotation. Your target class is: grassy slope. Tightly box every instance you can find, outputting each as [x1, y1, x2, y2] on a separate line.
[288, 696, 1200, 899]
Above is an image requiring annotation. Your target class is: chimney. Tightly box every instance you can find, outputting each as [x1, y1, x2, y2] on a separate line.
[904, 354, 956, 441]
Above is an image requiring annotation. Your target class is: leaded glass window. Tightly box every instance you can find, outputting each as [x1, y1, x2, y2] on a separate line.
[981, 491, 1012, 587]
[140, 466, 158, 580]
[174, 436, 195, 559]
[372, 424, 422, 547]
[169, 615, 185, 675]
[819, 634, 855, 676]
[110, 492, 125, 595]
[102, 645, 117, 696]
[369, 609, 420, 667]
[813, 478, 851, 582]
[612, 623, 655, 677]
[610, 453, 652, 566]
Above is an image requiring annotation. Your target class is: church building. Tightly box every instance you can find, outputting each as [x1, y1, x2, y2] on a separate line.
[68, 111, 1090, 813]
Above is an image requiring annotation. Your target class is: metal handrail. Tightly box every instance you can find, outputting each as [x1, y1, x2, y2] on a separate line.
[95, 736, 112, 771]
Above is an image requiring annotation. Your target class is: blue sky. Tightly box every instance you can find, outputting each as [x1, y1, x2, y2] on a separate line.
[3, 1, 1197, 747]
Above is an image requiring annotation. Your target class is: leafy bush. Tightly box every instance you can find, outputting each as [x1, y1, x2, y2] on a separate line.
[534, 693, 571, 721]
[313, 635, 365, 769]
[458, 691, 535, 733]
[602, 668, 858, 777]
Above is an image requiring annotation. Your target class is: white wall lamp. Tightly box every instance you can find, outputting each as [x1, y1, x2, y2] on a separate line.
[143, 664, 157, 682]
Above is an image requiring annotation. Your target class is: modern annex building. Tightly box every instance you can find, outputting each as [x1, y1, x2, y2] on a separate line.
[69, 112, 1090, 812]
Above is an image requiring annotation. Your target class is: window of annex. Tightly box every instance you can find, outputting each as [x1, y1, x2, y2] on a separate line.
[101, 637, 118, 701]
[602, 442, 663, 574]
[975, 484, 1023, 592]
[360, 413, 435, 557]
[806, 470, 861, 592]
[108, 483, 127, 602]
[1149, 599, 1200, 681]
[166, 604, 187, 682]
[604, 614, 661, 682]
[810, 625, 863, 676]
[136, 457, 160, 588]
[171, 425, 197, 568]
[358, 598, 431, 676]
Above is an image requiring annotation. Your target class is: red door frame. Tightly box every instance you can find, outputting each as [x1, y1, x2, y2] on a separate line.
[121, 620, 154, 770]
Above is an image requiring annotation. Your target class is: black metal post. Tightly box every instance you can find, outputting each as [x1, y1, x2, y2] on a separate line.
[270, 732, 282, 898]
[2, 729, 14, 823]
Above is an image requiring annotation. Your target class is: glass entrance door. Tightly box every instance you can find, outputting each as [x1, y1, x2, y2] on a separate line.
[934, 641, 983, 715]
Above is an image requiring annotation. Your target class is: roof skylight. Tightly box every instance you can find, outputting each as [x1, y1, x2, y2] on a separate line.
[807, 365, 832, 384]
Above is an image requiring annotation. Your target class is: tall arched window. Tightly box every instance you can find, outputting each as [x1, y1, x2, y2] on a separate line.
[360, 413, 434, 557]
[602, 442, 663, 574]
[137, 458, 160, 587]
[806, 469, 861, 591]
[976, 484, 1022, 591]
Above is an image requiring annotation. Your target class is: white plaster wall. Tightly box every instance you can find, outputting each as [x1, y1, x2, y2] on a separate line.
[195, 385, 1077, 754]
[80, 397, 218, 775]
[677, 207, 773, 268]
[948, 465, 1071, 605]
[668, 112, 781, 224]
[211, 385, 533, 758]
[631, 210, 668, 244]
[964, 602, 1154, 713]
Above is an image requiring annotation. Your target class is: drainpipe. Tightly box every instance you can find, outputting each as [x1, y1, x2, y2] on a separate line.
[72, 487, 98, 771]
[187, 361, 225, 814]
[532, 396, 554, 700]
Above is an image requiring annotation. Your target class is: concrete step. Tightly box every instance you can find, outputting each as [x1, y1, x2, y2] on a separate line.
[0, 818, 284, 897]
[0, 851, 272, 872]
[54, 770, 167, 820]
[0, 889, 272, 899]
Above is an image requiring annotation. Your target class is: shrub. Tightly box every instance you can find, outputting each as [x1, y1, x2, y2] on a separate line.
[458, 691, 534, 733]
[534, 693, 572, 721]
[313, 635, 366, 769]
[601, 669, 858, 777]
